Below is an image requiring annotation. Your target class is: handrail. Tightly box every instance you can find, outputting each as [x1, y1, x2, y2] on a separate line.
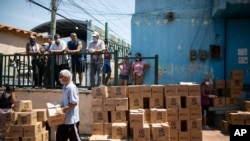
[0, 52, 158, 88]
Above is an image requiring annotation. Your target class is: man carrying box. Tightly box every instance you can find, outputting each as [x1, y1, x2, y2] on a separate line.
[56, 69, 81, 141]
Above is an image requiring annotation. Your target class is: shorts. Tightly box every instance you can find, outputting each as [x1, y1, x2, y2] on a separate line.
[103, 60, 111, 73]
[119, 74, 129, 80]
[71, 60, 85, 73]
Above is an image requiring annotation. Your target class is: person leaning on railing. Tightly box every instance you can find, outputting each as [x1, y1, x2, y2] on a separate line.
[26, 35, 43, 88]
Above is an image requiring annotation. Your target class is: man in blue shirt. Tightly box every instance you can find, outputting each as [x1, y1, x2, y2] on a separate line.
[56, 69, 81, 141]
[65, 33, 85, 86]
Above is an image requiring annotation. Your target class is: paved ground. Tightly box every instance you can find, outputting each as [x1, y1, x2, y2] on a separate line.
[79, 129, 229, 141]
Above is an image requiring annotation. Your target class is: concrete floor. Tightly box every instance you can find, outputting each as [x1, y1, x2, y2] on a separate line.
[79, 129, 229, 141]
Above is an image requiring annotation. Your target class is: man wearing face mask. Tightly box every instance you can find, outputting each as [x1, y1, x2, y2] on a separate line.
[86, 31, 105, 88]
[56, 69, 81, 141]
[201, 79, 212, 130]
[0, 84, 16, 113]
[49, 34, 67, 87]
[26, 35, 43, 88]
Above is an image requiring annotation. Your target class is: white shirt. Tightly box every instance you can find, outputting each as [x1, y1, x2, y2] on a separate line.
[50, 40, 67, 65]
[87, 39, 105, 63]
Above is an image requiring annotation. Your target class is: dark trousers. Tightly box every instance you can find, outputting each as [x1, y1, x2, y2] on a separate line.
[32, 59, 43, 86]
[56, 122, 81, 141]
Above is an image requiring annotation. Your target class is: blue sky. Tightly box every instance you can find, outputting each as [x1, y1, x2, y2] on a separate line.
[0, 0, 135, 43]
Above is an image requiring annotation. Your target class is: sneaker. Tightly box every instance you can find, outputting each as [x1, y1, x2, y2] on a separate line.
[203, 125, 211, 130]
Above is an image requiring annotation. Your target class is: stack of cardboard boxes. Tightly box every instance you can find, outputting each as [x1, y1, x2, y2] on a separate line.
[211, 70, 244, 107]
[90, 86, 129, 141]
[0, 100, 49, 141]
[221, 101, 250, 134]
[89, 84, 202, 141]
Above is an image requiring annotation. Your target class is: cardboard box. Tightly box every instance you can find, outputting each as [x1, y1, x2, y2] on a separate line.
[130, 109, 144, 128]
[188, 84, 201, 96]
[187, 96, 201, 108]
[92, 123, 104, 135]
[151, 85, 164, 97]
[165, 96, 180, 109]
[115, 98, 128, 111]
[42, 130, 49, 141]
[150, 108, 167, 123]
[229, 113, 245, 125]
[151, 123, 170, 140]
[190, 130, 202, 141]
[225, 110, 238, 121]
[13, 100, 32, 112]
[176, 85, 188, 96]
[150, 96, 164, 108]
[92, 86, 108, 98]
[17, 111, 37, 125]
[226, 79, 243, 89]
[190, 108, 202, 120]
[22, 135, 42, 141]
[23, 122, 43, 137]
[1, 112, 13, 125]
[9, 125, 23, 137]
[169, 129, 178, 141]
[243, 112, 250, 125]
[46, 102, 65, 127]
[111, 111, 126, 123]
[221, 120, 229, 133]
[243, 101, 250, 111]
[215, 80, 226, 89]
[133, 123, 150, 141]
[228, 88, 243, 98]
[128, 85, 141, 97]
[231, 70, 244, 79]
[3, 137, 19, 141]
[33, 109, 47, 122]
[179, 108, 189, 120]
[89, 135, 109, 141]
[140, 85, 152, 97]
[129, 97, 143, 109]
[210, 97, 225, 107]
[225, 97, 238, 107]
[110, 86, 127, 98]
[179, 131, 190, 141]
[111, 122, 127, 139]
[164, 84, 177, 97]
[91, 99, 103, 111]
[103, 123, 112, 136]
[103, 98, 116, 111]
[167, 108, 179, 121]
[169, 120, 180, 131]
[93, 111, 108, 123]
[144, 109, 150, 122]
[189, 119, 202, 130]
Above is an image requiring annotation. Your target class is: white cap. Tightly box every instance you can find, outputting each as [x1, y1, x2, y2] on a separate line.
[91, 31, 99, 37]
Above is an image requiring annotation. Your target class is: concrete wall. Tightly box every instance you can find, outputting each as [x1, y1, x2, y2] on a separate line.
[7, 88, 93, 135]
[131, 0, 250, 85]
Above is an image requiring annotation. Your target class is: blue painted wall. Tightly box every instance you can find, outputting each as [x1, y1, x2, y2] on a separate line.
[131, 0, 250, 85]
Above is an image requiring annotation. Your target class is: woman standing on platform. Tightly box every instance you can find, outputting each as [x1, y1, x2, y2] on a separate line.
[201, 79, 212, 130]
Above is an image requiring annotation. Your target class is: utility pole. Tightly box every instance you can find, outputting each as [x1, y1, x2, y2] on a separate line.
[50, 0, 57, 36]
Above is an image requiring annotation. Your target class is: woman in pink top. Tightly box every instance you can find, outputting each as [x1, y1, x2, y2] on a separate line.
[131, 53, 150, 85]
[118, 56, 131, 85]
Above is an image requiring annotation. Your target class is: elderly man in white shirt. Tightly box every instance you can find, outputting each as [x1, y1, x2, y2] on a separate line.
[86, 31, 105, 88]
[49, 34, 68, 86]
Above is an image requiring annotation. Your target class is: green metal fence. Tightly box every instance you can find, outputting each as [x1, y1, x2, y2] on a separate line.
[0, 51, 158, 88]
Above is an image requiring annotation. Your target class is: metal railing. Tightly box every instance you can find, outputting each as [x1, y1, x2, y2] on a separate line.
[0, 51, 158, 89]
